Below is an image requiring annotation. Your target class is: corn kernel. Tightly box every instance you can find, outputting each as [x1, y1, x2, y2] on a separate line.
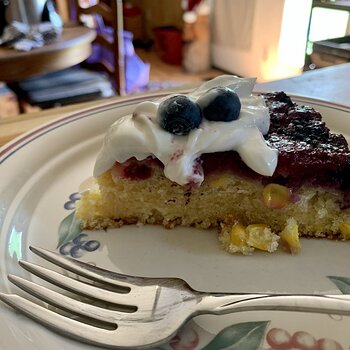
[280, 218, 301, 254]
[246, 224, 279, 253]
[339, 222, 350, 240]
[210, 175, 231, 188]
[230, 223, 248, 246]
[262, 183, 291, 209]
[224, 223, 254, 255]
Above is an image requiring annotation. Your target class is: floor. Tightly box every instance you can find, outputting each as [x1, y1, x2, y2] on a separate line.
[137, 49, 224, 85]
[0, 49, 224, 119]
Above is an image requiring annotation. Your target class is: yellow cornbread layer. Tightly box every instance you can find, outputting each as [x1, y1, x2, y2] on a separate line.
[75, 167, 349, 238]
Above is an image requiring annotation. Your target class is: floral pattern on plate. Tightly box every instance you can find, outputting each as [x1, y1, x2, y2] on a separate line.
[158, 320, 345, 349]
[58, 193, 100, 258]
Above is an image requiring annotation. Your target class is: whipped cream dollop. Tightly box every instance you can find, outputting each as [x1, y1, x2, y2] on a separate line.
[94, 75, 278, 185]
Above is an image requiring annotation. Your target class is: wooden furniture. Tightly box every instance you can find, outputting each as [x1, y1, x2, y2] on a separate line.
[1, 62, 350, 147]
[0, 26, 96, 82]
[73, 0, 126, 95]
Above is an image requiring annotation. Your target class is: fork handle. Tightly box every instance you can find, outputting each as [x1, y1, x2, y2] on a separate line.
[197, 293, 350, 316]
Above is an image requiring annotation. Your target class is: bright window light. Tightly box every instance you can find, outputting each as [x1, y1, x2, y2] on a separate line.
[278, 0, 312, 68]
[309, 7, 349, 43]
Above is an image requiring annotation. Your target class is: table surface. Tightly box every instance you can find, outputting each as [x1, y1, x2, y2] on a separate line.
[0, 26, 96, 82]
[1, 62, 350, 147]
[253, 62, 350, 105]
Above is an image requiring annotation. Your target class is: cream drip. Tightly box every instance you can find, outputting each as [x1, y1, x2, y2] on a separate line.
[94, 75, 278, 185]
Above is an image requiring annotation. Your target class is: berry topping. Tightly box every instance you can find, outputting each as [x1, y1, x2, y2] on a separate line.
[158, 95, 202, 135]
[197, 87, 241, 122]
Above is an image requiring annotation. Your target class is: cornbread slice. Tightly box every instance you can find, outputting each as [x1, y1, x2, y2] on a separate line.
[76, 91, 350, 253]
[77, 162, 350, 236]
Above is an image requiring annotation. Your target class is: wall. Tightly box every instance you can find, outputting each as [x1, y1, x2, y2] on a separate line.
[211, 0, 312, 82]
[128, 0, 183, 39]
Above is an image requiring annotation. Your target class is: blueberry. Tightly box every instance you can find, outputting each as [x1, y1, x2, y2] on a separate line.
[158, 95, 202, 136]
[83, 240, 100, 252]
[197, 87, 241, 122]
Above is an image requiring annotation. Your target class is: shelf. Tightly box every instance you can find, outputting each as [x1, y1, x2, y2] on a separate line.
[312, 0, 350, 11]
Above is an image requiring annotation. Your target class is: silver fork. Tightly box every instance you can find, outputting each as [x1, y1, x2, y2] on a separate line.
[1, 246, 350, 349]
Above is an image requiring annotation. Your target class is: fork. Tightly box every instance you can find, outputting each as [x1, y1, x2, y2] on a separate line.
[1, 247, 350, 349]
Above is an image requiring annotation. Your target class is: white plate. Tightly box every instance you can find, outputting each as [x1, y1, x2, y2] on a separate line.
[1, 94, 350, 350]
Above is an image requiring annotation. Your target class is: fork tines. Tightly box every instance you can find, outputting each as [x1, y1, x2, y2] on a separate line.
[0, 246, 155, 348]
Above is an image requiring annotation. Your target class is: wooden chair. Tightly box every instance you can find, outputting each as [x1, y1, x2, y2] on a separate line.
[72, 0, 126, 95]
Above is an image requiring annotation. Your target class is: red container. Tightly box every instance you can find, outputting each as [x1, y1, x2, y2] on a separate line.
[153, 26, 183, 65]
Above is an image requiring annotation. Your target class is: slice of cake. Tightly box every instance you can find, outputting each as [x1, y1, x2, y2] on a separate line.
[76, 76, 350, 254]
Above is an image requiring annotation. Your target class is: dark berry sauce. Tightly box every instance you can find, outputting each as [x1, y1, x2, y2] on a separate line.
[119, 157, 161, 180]
[265, 92, 350, 189]
[202, 92, 350, 194]
[123, 162, 153, 180]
